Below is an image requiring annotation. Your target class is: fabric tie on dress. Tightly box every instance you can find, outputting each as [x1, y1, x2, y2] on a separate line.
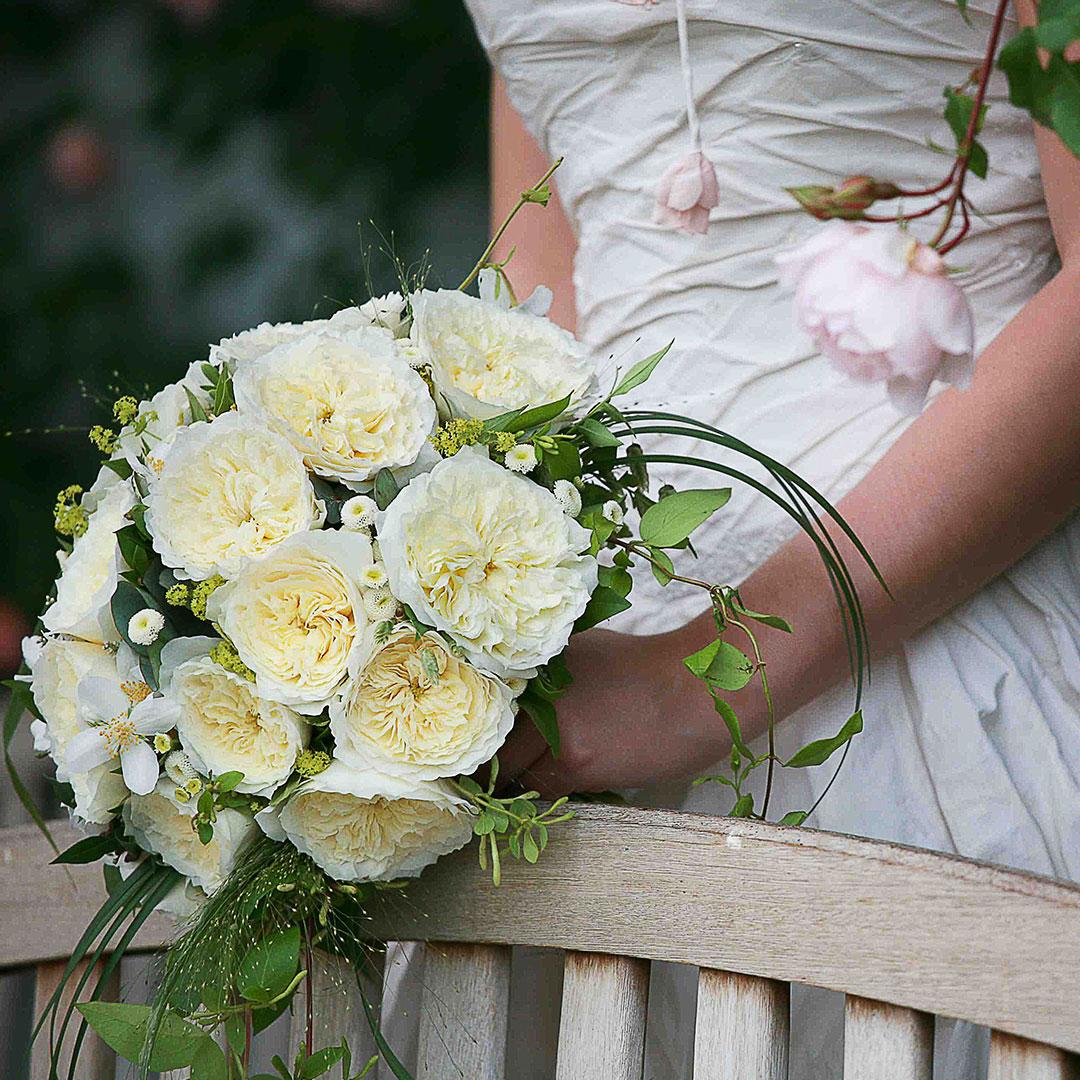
[648, 0, 719, 233]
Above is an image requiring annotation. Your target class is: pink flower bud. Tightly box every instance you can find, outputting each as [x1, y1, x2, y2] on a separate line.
[653, 151, 719, 236]
[776, 221, 974, 414]
[46, 125, 109, 194]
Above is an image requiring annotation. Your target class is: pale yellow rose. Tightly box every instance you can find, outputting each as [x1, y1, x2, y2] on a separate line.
[330, 628, 515, 781]
[145, 411, 325, 581]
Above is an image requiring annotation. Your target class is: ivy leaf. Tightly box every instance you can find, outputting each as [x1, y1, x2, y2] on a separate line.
[237, 926, 301, 1005]
[784, 710, 863, 768]
[639, 488, 731, 548]
[611, 341, 673, 397]
[683, 639, 754, 691]
[574, 584, 632, 632]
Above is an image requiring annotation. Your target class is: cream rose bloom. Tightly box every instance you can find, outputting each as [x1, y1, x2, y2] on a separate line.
[161, 637, 308, 795]
[256, 760, 472, 882]
[206, 530, 374, 713]
[377, 448, 597, 678]
[330, 628, 515, 781]
[210, 319, 329, 370]
[24, 635, 130, 824]
[42, 480, 135, 643]
[327, 293, 409, 338]
[410, 278, 594, 419]
[233, 327, 435, 488]
[124, 781, 256, 894]
[145, 412, 325, 581]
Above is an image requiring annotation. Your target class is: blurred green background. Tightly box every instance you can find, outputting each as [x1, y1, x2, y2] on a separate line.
[0, 0, 490, 673]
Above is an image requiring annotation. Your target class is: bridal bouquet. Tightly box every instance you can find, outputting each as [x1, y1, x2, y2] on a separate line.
[10, 172, 876, 1080]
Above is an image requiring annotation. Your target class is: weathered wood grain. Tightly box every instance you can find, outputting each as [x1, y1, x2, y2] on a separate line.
[844, 996, 933, 1080]
[988, 1030, 1077, 1080]
[30, 959, 120, 1080]
[416, 942, 510, 1080]
[555, 952, 649, 1080]
[693, 969, 788, 1079]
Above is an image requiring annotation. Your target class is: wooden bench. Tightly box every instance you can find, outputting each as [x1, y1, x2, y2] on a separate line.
[2, 804, 1078, 1078]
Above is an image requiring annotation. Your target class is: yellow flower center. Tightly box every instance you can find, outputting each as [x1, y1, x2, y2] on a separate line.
[122, 681, 153, 705]
[101, 716, 139, 757]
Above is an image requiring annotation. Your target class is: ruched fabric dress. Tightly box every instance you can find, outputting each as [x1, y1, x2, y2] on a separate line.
[384, 3, 1080, 1077]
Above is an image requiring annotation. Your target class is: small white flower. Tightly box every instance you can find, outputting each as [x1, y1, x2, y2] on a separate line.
[359, 563, 388, 590]
[341, 495, 379, 531]
[504, 443, 537, 474]
[553, 479, 582, 518]
[128, 609, 165, 646]
[602, 500, 624, 526]
[396, 341, 428, 369]
[65, 677, 180, 796]
[362, 587, 400, 622]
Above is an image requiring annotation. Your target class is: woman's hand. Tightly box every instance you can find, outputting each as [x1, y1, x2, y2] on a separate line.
[496, 624, 733, 798]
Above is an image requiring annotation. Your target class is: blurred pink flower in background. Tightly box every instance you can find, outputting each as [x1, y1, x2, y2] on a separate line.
[46, 125, 109, 194]
[653, 150, 718, 235]
[776, 220, 974, 414]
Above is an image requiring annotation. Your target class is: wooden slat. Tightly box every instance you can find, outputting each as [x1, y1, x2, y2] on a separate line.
[289, 949, 382, 1069]
[30, 959, 120, 1080]
[693, 968, 787, 1079]
[8, 812, 1080, 1053]
[844, 996, 932, 1080]
[555, 952, 648, 1080]
[357, 806, 1080, 1053]
[989, 1031, 1077, 1080]
[416, 942, 510, 1080]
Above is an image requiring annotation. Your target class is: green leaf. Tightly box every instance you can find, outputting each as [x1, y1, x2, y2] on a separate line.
[942, 86, 989, 179]
[184, 386, 209, 424]
[780, 811, 809, 826]
[784, 710, 863, 768]
[3, 677, 56, 851]
[111, 580, 169, 658]
[103, 458, 134, 480]
[216, 770, 244, 792]
[731, 604, 793, 633]
[474, 812, 497, 836]
[575, 418, 621, 448]
[543, 439, 581, 482]
[639, 488, 731, 548]
[522, 831, 540, 863]
[730, 793, 755, 818]
[611, 341, 673, 397]
[573, 584, 632, 633]
[501, 393, 573, 433]
[596, 564, 633, 598]
[683, 639, 754, 691]
[190, 1032, 229, 1080]
[956, 0, 971, 25]
[647, 546, 674, 587]
[373, 468, 401, 511]
[52, 834, 119, 865]
[238, 925, 301, 1005]
[519, 688, 560, 757]
[300, 1047, 346, 1078]
[710, 694, 752, 760]
[75, 1002, 211, 1069]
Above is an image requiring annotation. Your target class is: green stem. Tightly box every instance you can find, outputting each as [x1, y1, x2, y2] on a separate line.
[611, 537, 712, 591]
[459, 158, 563, 292]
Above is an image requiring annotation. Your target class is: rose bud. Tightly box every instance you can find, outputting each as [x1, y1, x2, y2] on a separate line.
[653, 150, 719, 235]
[786, 176, 901, 221]
[776, 221, 975, 414]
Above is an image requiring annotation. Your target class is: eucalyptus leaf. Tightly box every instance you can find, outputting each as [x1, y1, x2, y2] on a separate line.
[784, 710, 863, 768]
[639, 488, 731, 548]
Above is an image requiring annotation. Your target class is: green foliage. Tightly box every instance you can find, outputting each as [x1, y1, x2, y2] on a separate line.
[573, 584, 633, 633]
[3, 672, 56, 851]
[639, 488, 731, 548]
[683, 638, 754, 691]
[943, 86, 989, 179]
[75, 1002, 222, 1072]
[610, 341, 673, 398]
[237, 926, 301, 1005]
[784, 711, 864, 768]
[52, 832, 122, 865]
[1000, 5, 1080, 160]
[373, 468, 401, 511]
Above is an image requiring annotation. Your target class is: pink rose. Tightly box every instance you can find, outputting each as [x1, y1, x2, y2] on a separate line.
[776, 221, 975, 414]
[653, 151, 719, 236]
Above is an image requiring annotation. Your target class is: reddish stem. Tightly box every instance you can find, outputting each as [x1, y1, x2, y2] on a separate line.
[304, 922, 314, 1057]
[931, 0, 1010, 249]
[939, 193, 973, 255]
[861, 199, 950, 223]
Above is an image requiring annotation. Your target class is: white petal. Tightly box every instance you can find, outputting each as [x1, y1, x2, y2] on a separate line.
[77, 677, 129, 723]
[66, 729, 112, 774]
[131, 696, 181, 736]
[121, 741, 160, 795]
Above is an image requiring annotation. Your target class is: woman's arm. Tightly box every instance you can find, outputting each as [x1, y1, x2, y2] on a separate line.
[490, 9, 1080, 796]
[490, 73, 578, 331]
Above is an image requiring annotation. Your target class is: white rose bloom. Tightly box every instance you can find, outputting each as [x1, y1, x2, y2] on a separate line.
[210, 319, 328, 370]
[233, 327, 436, 488]
[25, 636, 129, 824]
[42, 481, 135, 643]
[328, 293, 409, 338]
[206, 530, 374, 714]
[145, 412, 325, 581]
[124, 781, 256, 894]
[160, 637, 308, 795]
[256, 760, 473, 882]
[330, 628, 515, 781]
[377, 448, 598, 678]
[410, 282, 594, 420]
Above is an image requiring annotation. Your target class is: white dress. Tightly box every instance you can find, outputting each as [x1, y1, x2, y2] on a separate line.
[384, 2, 1080, 1077]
